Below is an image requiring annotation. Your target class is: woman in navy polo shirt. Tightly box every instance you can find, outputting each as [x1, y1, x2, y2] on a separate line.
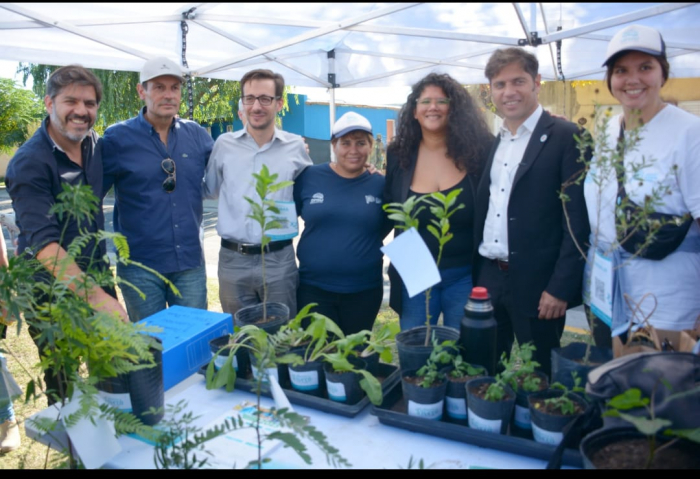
[293, 112, 390, 335]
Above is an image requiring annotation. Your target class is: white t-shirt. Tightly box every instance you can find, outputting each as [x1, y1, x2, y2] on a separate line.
[584, 105, 700, 331]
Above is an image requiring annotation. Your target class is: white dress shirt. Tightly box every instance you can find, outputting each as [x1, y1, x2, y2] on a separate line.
[203, 126, 312, 243]
[479, 105, 543, 261]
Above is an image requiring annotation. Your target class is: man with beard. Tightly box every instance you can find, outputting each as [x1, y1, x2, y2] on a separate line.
[6, 65, 127, 403]
[204, 69, 312, 316]
[102, 57, 214, 321]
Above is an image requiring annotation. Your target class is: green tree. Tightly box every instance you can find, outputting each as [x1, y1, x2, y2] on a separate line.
[18, 63, 295, 135]
[0, 77, 44, 152]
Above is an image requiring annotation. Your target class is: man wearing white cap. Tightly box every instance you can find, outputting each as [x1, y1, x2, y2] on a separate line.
[204, 69, 312, 317]
[102, 57, 214, 321]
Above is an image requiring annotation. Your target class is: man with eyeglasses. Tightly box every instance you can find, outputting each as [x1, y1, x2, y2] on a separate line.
[102, 57, 214, 321]
[204, 69, 312, 317]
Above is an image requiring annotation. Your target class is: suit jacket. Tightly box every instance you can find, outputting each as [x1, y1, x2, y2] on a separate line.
[473, 110, 590, 317]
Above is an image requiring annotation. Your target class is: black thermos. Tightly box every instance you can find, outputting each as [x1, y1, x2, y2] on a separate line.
[460, 286, 498, 376]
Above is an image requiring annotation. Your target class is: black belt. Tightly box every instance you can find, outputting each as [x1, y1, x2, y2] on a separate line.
[221, 238, 292, 255]
[491, 258, 509, 271]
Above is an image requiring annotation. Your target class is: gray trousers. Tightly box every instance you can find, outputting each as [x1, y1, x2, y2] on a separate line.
[218, 244, 299, 316]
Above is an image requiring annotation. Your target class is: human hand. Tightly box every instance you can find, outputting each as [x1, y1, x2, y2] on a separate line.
[538, 291, 567, 320]
[89, 288, 130, 323]
[364, 162, 384, 176]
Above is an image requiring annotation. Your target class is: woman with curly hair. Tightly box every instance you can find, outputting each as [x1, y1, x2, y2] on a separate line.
[384, 72, 494, 331]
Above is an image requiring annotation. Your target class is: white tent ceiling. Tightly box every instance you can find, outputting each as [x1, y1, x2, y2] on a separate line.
[1, 2, 699, 89]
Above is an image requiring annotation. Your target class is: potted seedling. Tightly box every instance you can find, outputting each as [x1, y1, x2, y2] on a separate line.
[385, 190, 463, 373]
[234, 164, 294, 331]
[443, 347, 486, 425]
[357, 321, 400, 376]
[465, 351, 518, 435]
[322, 330, 383, 405]
[580, 384, 700, 469]
[400, 337, 453, 421]
[506, 342, 549, 435]
[529, 372, 588, 446]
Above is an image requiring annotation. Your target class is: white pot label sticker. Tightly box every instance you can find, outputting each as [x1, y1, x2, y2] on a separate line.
[97, 391, 132, 412]
[468, 407, 503, 433]
[214, 354, 238, 371]
[289, 368, 319, 391]
[513, 404, 532, 429]
[251, 365, 278, 383]
[326, 380, 347, 401]
[407, 399, 444, 420]
[446, 396, 467, 419]
[532, 422, 563, 445]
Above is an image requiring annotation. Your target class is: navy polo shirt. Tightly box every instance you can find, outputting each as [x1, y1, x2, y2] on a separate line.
[6, 116, 107, 272]
[101, 108, 213, 274]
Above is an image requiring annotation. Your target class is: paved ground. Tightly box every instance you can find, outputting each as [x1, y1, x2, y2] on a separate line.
[0, 185, 588, 331]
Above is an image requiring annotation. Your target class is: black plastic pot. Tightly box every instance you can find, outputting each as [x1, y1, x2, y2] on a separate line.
[234, 302, 290, 334]
[578, 427, 700, 469]
[551, 342, 612, 389]
[466, 376, 515, 435]
[400, 368, 447, 421]
[209, 335, 250, 376]
[444, 376, 469, 425]
[248, 350, 290, 388]
[288, 360, 325, 397]
[324, 360, 366, 405]
[528, 389, 588, 446]
[511, 370, 549, 437]
[395, 325, 459, 373]
[128, 336, 164, 426]
[95, 373, 131, 411]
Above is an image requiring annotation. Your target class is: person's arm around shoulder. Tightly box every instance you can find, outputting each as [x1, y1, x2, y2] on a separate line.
[36, 242, 128, 322]
[100, 127, 118, 199]
[203, 133, 228, 200]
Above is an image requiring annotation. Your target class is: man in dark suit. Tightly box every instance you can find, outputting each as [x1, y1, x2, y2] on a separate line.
[473, 48, 589, 376]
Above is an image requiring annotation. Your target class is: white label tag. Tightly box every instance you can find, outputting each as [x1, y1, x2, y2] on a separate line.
[289, 368, 319, 391]
[513, 404, 532, 429]
[590, 250, 613, 326]
[446, 396, 467, 419]
[468, 407, 503, 434]
[326, 379, 347, 402]
[532, 422, 564, 446]
[407, 399, 444, 420]
[97, 391, 132, 412]
[267, 201, 298, 241]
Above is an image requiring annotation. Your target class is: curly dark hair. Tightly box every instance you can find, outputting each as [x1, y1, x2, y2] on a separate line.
[388, 72, 492, 174]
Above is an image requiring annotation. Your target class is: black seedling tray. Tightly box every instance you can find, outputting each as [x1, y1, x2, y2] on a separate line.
[200, 362, 400, 418]
[371, 380, 583, 468]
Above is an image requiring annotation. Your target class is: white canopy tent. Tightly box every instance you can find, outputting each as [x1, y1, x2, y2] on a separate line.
[2, 2, 699, 122]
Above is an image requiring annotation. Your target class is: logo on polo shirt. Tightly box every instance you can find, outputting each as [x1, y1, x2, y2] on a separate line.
[365, 195, 381, 205]
[310, 192, 324, 205]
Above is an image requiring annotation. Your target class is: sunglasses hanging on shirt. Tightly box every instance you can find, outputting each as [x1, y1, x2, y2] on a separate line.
[161, 158, 176, 193]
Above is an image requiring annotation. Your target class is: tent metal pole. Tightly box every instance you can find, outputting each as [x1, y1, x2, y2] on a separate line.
[328, 50, 337, 162]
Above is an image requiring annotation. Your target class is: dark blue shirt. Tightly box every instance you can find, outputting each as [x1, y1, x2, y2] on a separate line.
[294, 163, 388, 293]
[102, 108, 214, 274]
[6, 116, 107, 272]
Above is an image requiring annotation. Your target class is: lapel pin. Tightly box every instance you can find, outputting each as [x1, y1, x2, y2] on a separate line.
[540, 134, 547, 143]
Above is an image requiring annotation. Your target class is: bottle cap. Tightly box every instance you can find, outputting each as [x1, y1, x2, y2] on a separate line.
[470, 286, 489, 300]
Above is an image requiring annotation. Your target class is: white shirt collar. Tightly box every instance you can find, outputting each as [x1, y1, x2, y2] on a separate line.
[499, 104, 543, 138]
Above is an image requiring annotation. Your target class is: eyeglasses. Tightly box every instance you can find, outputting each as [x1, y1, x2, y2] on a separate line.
[416, 98, 450, 106]
[161, 158, 176, 193]
[241, 95, 280, 106]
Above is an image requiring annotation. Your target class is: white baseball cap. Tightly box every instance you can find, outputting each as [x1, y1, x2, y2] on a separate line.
[603, 24, 666, 67]
[140, 57, 185, 83]
[332, 112, 372, 139]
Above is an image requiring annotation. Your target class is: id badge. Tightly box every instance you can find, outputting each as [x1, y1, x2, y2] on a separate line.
[266, 201, 299, 241]
[589, 250, 613, 327]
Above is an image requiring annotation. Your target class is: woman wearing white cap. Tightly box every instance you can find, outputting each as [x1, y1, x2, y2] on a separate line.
[293, 112, 390, 335]
[384, 73, 493, 331]
[584, 24, 700, 343]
